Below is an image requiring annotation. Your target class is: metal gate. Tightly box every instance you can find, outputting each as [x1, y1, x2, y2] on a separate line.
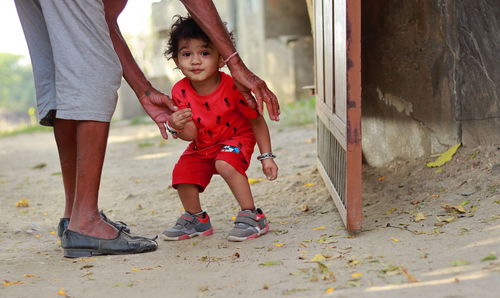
[314, 0, 362, 231]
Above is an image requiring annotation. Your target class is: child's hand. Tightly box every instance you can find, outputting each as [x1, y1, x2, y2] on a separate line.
[170, 108, 192, 130]
[261, 158, 278, 180]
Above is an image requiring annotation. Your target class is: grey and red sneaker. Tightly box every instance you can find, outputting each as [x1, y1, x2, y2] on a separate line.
[227, 208, 269, 242]
[162, 212, 213, 241]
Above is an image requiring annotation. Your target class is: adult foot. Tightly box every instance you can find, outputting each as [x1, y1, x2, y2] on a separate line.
[57, 211, 130, 238]
[61, 228, 157, 258]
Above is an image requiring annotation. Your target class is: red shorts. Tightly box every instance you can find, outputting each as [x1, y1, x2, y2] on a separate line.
[172, 145, 253, 192]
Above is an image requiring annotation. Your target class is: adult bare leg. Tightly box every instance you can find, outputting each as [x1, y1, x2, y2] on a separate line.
[53, 119, 77, 219]
[61, 120, 117, 239]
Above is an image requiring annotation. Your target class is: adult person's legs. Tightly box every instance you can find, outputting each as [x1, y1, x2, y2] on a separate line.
[16, 0, 157, 256]
[54, 119, 117, 239]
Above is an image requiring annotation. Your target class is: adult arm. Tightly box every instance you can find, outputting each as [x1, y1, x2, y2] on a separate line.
[250, 116, 278, 180]
[180, 0, 280, 121]
[103, 0, 177, 139]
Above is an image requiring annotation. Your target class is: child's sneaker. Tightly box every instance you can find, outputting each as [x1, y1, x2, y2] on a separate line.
[162, 212, 213, 241]
[227, 208, 269, 242]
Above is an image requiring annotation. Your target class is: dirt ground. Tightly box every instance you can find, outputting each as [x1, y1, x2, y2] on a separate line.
[0, 121, 499, 298]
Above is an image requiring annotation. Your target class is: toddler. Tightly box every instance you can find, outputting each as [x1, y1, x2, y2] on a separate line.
[162, 16, 278, 242]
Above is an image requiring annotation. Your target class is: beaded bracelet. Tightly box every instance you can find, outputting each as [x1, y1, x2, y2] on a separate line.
[257, 152, 276, 161]
[164, 121, 178, 135]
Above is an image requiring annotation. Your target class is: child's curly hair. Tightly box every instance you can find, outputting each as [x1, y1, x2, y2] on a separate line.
[164, 15, 234, 60]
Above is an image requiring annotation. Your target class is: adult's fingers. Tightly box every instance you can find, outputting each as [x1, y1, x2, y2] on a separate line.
[252, 87, 265, 116]
[157, 122, 168, 140]
[164, 94, 179, 112]
[264, 90, 280, 121]
[242, 90, 258, 110]
[252, 82, 280, 121]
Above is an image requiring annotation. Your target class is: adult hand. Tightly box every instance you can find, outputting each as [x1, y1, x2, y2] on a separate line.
[261, 159, 278, 181]
[228, 60, 280, 121]
[138, 88, 178, 139]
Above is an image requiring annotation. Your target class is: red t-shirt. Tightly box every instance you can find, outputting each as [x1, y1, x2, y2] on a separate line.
[171, 72, 259, 158]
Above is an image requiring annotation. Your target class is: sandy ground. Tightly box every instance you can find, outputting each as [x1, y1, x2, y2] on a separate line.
[0, 121, 499, 298]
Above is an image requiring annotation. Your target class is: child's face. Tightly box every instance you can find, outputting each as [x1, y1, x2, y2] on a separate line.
[174, 38, 224, 83]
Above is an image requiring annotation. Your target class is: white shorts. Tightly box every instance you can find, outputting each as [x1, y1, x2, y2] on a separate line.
[15, 0, 123, 126]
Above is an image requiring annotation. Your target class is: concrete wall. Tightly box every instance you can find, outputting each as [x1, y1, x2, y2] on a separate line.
[455, 0, 500, 146]
[361, 0, 500, 166]
[236, 0, 314, 103]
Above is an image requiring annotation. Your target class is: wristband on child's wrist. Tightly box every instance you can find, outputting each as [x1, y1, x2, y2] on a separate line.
[257, 152, 276, 161]
[164, 121, 178, 135]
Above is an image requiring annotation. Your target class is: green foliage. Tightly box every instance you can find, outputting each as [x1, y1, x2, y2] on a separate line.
[0, 124, 52, 137]
[279, 97, 316, 126]
[129, 115, 150, 126]
[0, 53, 36, 112]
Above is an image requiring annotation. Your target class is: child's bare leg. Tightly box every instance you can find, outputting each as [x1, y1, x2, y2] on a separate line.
[215, 160, 255, 210]
[177, 183, 203, 214]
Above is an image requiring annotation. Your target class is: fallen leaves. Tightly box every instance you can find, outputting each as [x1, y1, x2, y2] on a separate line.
[441, 204, 466, 214]
[308, 254, 326, 262]
[32, 163, 47, 169]
[15, 199, 30, 208]
[426, 143, 461, 167]
[481, 253, 497, 262]
[414, 212, 426, 222]
[385, 208, 397, 215]
[316, 262, 335, 282]
[317, 235, 338, 244]
[57, 288, 69, 297]
[130, 266, 162, 272]
[2, 281, 24, 286]
[282, 288, 309, 295]
[401, 267, 418, 283]
[259, 260, 283, 266]
[450, 260, 471, 266]
[248, 178, 264, 185]
[436, 216, 456, 223]
[381, 265, 401, 275]
[312, 226, 325, 231]
[199, 256, 221, 263]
